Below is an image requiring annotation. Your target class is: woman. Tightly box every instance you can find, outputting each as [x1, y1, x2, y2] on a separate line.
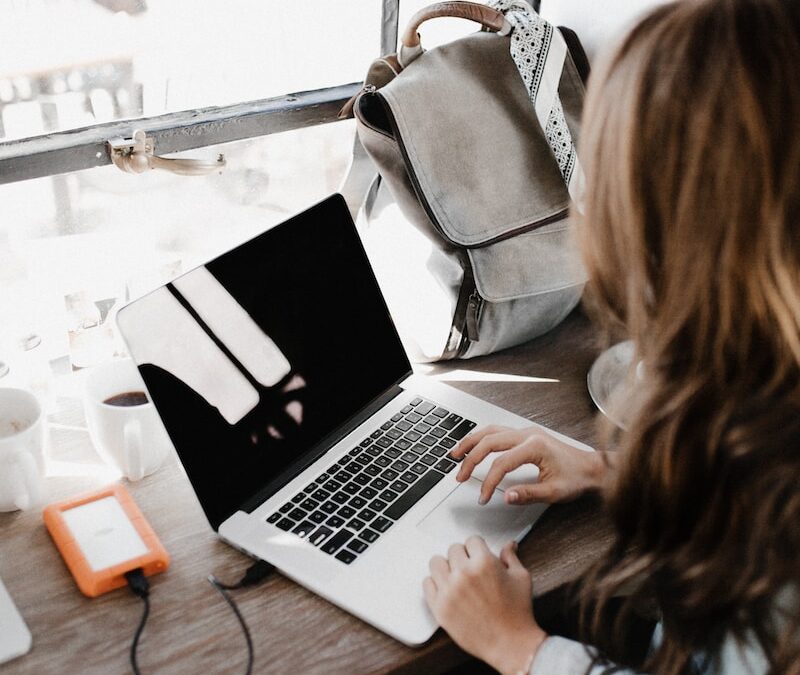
[423, 0, 800, 673]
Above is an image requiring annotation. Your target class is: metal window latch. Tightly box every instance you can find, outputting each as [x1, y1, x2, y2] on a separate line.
[107, 129, 226, 176]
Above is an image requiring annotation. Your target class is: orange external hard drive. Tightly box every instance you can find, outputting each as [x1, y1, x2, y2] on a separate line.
[43, 484, 169, 598]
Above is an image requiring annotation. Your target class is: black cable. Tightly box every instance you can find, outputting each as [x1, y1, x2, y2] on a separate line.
[207, 560, 275, 675]
[125, 569, 150, 675]
[124, 560, 274, 675]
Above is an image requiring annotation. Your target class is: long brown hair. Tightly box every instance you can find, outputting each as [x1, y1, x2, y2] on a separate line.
[576, 0, 800, 672]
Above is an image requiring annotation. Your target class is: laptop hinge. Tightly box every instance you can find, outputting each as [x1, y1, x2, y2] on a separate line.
[238, 376, 411, 517]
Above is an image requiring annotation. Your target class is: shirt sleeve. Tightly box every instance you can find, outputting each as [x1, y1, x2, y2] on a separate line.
[530, 636, 625, 675]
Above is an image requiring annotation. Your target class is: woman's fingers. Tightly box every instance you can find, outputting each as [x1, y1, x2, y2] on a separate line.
[505, 482, 558, 505]
[499, 540, 525, 572]
[456, 429, 525, 482]
[429, 555, 450, 586]
[447, 543, 469, 568]
[422, 576, 437, 607]
[479, 441, 546, 503]
[450, 425, 509, 459]
[464, 535, 491, 561]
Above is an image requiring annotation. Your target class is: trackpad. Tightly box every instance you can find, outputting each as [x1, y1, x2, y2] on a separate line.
[417, 479, 547, 552]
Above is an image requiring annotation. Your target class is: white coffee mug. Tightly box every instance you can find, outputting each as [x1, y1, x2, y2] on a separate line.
[83, 359, 171, 481]
[0, 388, 46, 511]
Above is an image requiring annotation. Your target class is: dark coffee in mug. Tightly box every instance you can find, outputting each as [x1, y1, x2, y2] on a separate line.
[103, 391, 149, 407]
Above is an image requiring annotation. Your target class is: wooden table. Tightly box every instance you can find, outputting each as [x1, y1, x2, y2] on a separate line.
[0, 308, 614, 674]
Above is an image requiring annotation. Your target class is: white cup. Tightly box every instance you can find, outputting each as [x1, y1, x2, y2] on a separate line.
[0, 388, 46, 511]
[83, 359, 171, 481]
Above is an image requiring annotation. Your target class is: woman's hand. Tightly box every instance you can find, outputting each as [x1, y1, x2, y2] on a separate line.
[450, 425, 610, 506]
[423, 537, 546, 675]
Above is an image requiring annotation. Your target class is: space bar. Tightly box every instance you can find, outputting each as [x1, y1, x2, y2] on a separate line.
[384, 471, 445, 521]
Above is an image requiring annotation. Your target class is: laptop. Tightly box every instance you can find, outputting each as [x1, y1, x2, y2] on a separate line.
[116, 193, 591, 645]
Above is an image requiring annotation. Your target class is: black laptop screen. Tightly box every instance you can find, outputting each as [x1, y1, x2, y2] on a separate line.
[119, 195, 411, 529]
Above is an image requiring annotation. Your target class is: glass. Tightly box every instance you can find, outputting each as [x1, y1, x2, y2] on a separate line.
[0, 119, 355, 374]
[0, 0, 381, 141]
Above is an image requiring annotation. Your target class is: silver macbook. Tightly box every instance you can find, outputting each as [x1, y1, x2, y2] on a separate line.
[116, 193, 590, 645]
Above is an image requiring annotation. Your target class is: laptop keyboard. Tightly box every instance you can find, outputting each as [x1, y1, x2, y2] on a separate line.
[266, 397, 476, 564]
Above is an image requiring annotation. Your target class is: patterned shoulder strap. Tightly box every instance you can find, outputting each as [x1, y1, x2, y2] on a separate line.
[489, 0, 585, 208]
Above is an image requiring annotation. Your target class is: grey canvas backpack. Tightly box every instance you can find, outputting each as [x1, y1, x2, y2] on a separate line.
[341, 1, 589, 361]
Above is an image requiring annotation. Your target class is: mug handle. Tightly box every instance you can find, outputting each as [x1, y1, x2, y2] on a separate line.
[13, 452, 42, 510]
[123, 419, 145, 482]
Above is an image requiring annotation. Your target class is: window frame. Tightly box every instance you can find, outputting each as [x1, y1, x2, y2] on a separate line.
[0, 0, 400, 185]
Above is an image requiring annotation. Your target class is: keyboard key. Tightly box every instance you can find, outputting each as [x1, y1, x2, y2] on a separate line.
[329, 461, 343, 473]
[407, 412, 423, 423]
[400, 471, 419, 484]
[360, 438, 372, 447]
[343, 482, 360, 495]
[405, 431, 422, 443]
[381, 469, 399, 481]
[395, 439, 412, 451]
[395, 420, 412, 432]
[365, 445, 381, 457]
[375, 456, 391, 468]
[279, 502, 292, 513]
[351, 455, 370, 468]
[411, 462, 427, 475]
[359, 508, 377, 522]
[391, 413, 403, 422]
[300, 498, 319, 511]
[440, 413, 462, 430]
[399, 451, 416, 464]
[448, 419, 477, 440]
[380, 421, 393, 431]
[360, 486, 378, 499]
[390, 480, 409, 493]
[421, 435, 437, 447]
[431, 427, 446, 438]
[410, 397, 423, 406]
[391, 460, 409, 472]
[410, 443, 427, 455]
[334, 470, 353, 483]
[318, 472, 331, 482]
[429, 445, 447, 457]
[288, 507, 308, 521]
[322, 530, 354, 555]
[376, 437, 392, 448]
[291, 494, 303, 504]
[311, 489, 330, 502]
[339, 456, 353, 467]
[384, 471, 445, 520]
[354, 472, 371, 485]
[327, 515, 345, 528]
[361, 529, 379, 543]
[448, 452, 464, 463]
[276, 518, 294, 531]
[309, 511, 327, 524]
[424, 414, 440, 426]
[415, 422, 432, 434]
[308, 526, 334, 546]
[322, 479, 342, 492]
[371, 477, 389, 490]
[439, 437, 457, 449]
[339, 505, 357, 519]
[432, 407, 449, 418]
[420, 454, 437, 466]
[379, 489, 399, 502]
[350, 496, 367, 509]
[348, 540, 368, 554]
[349, 518, 366, 531]
[401, 405, 413, 414]
[320, 501, 338, 514]
[369, 498, 389, 511]
[335, 550, 357, 564]
[372, 517, 393, 532]
[293, 521, 316, 538]
[332, 491, 349, 504]
[385, 448, 401, 459]
[370, 430, 382, 439]
[416, 402, 435, 415]
[434, 458, 457, 473]
[386, 429, 403, 440]
[267, 512, 281, 523]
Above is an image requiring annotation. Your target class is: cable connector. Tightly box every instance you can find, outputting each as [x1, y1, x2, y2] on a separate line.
[208, 560, 275, 590]
[125, 568, 150, 599]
